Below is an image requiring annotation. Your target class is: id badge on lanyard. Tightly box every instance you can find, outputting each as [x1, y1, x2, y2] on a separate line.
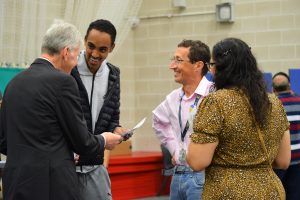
[178, 94, 200, 162]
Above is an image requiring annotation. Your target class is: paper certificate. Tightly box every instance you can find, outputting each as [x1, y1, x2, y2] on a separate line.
[121, 117, 147, 141]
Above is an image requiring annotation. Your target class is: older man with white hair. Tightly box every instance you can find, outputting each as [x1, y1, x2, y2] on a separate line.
[0, 21, 121, 200]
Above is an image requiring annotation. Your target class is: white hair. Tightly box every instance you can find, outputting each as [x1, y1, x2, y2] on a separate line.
[41, 21, 82, 55]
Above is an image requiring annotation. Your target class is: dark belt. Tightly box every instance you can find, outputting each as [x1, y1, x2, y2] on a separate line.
[174, 165, 194, 174]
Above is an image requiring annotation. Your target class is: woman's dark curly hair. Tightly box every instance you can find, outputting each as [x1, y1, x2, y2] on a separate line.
[212, 38, 270, 127]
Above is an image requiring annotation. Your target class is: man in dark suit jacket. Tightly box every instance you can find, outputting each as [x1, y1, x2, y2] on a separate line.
[0, 21, 122, 200]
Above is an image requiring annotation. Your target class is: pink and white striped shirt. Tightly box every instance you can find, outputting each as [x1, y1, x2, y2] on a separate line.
[152, 76, 214, 166]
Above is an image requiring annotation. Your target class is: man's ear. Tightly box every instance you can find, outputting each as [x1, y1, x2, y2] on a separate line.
[61, 47, 69, 60]
[195, 61, 204, 73]
[84, 39, 88, 48]
[109, 43, 115, 53]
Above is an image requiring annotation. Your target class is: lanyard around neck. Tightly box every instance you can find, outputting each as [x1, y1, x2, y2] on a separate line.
[178, 94, 201, 142]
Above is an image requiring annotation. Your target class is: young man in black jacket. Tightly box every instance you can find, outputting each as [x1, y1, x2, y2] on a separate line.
[71, 19, 127, 200]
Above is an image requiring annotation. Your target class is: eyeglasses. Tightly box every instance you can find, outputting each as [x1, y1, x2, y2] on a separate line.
[206, 62, 216, 69]
[170, 57, 191, 65]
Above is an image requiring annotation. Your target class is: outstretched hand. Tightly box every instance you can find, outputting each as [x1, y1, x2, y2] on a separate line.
[102, 132, 122, 150]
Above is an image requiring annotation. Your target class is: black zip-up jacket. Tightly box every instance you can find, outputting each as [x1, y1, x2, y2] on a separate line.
[71, 62, 121, 165]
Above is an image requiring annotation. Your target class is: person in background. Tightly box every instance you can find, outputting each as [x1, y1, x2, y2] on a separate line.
[152, 39, 214, 200]
[272, 72, 300, 200]
[71, 19, 127, 200]
[0, 21, 122, 200]
[187, 38, 291, 199]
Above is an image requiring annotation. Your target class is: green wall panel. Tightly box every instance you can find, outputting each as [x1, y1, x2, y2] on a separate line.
[0, 68, 24, 94]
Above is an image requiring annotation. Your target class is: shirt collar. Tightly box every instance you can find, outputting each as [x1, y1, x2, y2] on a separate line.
[39, 57, 56, 68]
[195, 76, 212, 96]
[179, 76, 212, 100]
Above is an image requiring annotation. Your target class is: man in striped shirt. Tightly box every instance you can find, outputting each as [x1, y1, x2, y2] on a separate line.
[272, 72, 300, 200]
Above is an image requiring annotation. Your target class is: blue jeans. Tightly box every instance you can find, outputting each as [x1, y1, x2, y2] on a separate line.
[170, 167, 204, 200]
[274, 164, 300, 200]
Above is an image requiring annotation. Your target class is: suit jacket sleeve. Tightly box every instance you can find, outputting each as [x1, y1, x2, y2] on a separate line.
[55, 75, 105, 157]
